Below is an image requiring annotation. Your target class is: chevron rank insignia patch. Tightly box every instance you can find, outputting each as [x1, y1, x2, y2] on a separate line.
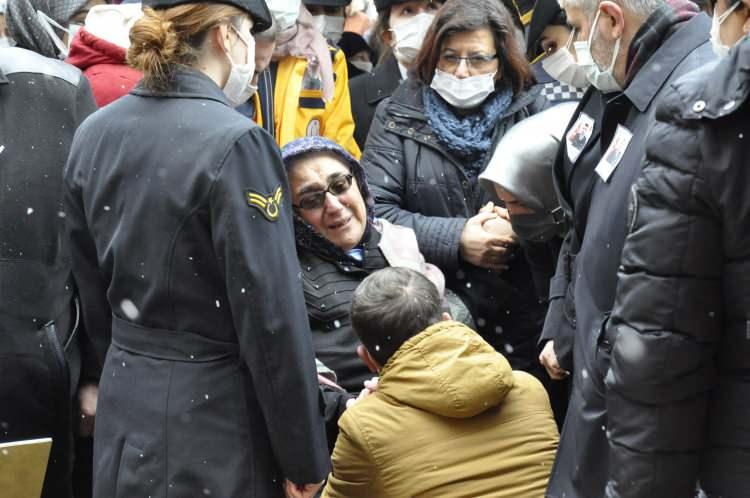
[245, 186, 283, 221]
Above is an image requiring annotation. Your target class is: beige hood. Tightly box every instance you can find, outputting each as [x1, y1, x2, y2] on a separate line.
[378, 321, 514, 419]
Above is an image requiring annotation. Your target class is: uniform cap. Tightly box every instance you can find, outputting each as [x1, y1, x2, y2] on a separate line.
[142, 0, 272, 32]
[302, 0, 351, 6]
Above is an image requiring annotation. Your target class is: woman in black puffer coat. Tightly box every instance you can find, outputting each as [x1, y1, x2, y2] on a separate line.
[362, 0, 547, 374]
[604, 38, 750, 498]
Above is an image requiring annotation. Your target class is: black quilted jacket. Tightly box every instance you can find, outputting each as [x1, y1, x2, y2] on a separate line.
[605, 38, 750, 498]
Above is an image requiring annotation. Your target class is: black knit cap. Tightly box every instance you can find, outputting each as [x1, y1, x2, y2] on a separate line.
[374, 0, 425, 12]
[338, 32, 372, 59]
[303, 0, 352, 6]
[142, 0, 272, 32]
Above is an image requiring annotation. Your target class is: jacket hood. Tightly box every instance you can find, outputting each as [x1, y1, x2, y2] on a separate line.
[378, 321, 514, 419]
[84, 3, 143, 50]
[67, 28, 127, 70]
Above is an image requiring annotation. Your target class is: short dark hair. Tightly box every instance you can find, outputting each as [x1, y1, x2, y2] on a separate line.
[415, 0, 533, 96]
[351, 267, 443, 365]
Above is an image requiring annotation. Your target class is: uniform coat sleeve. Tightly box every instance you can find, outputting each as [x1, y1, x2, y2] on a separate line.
[604, 84, 722, 498]
[361, 99, 467, 272]
[209, 127, 330, 485]
[64, 77, 107, 379]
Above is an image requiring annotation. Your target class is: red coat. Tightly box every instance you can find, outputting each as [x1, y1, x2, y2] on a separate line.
[66, 28, 142, 107]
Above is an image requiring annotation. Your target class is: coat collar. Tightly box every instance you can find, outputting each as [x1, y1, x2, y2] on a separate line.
[365, 53, 403, 105]
[130, 69, 231, 106]
[623, 13, 710, 113]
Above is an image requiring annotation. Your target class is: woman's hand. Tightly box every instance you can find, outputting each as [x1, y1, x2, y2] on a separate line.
[479, 201, 511, 221]
[460, 212, 516, 271]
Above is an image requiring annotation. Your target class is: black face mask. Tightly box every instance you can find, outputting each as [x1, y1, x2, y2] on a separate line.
[510, 208, 566, 243]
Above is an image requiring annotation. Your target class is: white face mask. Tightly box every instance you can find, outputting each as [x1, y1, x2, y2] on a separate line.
[312, 14, 345, 42]
[711, 1, 741, 58]
[575, 9, 622, 93]
[268, 0, 302, 31]
[36, 10, 77, 59]
[390, 13, 434, 65]
[223, 24, 257, 108]
[541, 30, 589, 88]
[351, 59, 373, 73]
[430, 69, 497, 109]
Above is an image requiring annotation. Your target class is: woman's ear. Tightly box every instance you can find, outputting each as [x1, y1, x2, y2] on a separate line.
[210, 23, 230, 56]
[381, 27, 394, 47]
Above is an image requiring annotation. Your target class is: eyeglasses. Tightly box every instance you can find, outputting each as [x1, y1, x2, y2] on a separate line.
[438, 53, 498, 73]
[293, 174, 354, 210]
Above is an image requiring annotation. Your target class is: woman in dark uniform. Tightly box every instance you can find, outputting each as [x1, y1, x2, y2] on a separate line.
[62, 0, 330, 496]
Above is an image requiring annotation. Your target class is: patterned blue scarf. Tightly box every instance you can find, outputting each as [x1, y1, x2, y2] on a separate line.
[423, 85, 513, 179]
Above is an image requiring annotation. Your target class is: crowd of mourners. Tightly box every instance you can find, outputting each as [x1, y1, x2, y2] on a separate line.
[1, 0, 749, 495]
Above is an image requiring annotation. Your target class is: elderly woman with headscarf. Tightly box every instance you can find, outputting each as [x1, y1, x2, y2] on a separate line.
[5, 0, 103, 59]
[281, 136, 467, 397]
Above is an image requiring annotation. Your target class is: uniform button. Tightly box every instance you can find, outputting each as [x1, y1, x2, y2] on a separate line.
[692, 100, 706, 113]
[407, 128, 415, 135]
[387, 121, 396, 129]
[461, 180, 469, 189]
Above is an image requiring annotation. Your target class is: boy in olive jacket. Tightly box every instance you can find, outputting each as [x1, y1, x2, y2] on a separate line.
[324, 267, 558, 498]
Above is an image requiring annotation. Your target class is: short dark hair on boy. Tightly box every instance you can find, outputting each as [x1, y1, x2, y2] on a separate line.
[351, 267, 443, 366]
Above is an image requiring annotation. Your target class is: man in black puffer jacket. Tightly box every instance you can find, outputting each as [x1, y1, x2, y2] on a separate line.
[604, 36, 750, 498]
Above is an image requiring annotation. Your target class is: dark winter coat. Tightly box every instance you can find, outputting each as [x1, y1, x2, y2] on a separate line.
[299, 226, 389, 394]
[0, 47, 97, 498]
[604, 37, 750, 498]
[362, 78, 548, 372]
[63, 69, 330, 498]
[541, 11, 713, 498]
[349, 53, 401, 150]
